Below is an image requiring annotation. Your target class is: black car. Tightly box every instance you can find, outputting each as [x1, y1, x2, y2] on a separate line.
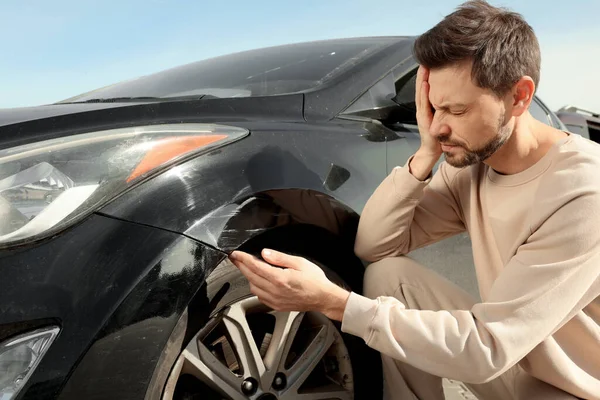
[0, 36, 567, 400]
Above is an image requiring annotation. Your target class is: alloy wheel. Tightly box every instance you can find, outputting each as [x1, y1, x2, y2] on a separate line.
[162, 296, 354, 400]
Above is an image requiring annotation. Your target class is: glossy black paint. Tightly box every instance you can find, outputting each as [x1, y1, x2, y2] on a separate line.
[0, 94, 305, 150]
[99, 119, 394, 252]
[303, 37, 414, 121]
[0, 35, 567, 400]
[56, 226, 223, 400]
[0, 214, 223, 399]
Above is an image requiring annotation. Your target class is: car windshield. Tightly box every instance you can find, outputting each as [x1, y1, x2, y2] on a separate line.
[59, 38, 396, 103]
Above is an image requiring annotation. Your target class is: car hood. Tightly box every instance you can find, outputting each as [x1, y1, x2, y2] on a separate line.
[0, 94, 305, 149]
[0, 102, 141, 128]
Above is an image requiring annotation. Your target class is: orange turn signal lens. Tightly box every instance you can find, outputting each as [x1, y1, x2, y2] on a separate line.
[127, 135, 228, 182]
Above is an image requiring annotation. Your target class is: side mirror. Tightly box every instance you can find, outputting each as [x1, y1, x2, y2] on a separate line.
[341, 102, 399, 121]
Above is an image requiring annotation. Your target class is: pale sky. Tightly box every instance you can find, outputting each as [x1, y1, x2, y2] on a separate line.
[1, 0, 598, 113]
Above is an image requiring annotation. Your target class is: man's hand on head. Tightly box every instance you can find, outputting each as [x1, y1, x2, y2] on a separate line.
[411, 65, 443, 181]
[228, 249, 350, 321]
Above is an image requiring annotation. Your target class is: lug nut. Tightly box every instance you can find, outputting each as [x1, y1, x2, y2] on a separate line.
[241, 377, 258, 395]
[272, 372, 287, 390]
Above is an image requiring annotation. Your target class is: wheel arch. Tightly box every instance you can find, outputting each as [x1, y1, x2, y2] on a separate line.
[147, 214, 380, 400]
[185, 187, 362, 258]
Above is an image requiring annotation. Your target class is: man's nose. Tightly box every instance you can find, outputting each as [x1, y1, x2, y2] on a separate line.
[429, 112, 450, 138]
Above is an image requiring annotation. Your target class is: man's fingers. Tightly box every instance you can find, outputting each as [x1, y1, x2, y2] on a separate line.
[234, 260, 273, 289]
[232, 259, 286, 310]
[421, 66, 430, 82]
[249, 283, 277, 308]
[416, 66, 423, 106]
[416, 65, 431, 116]
[261, 248, 303, 270]
[420, 81, 434, 120]
[230, 251, 281, 280]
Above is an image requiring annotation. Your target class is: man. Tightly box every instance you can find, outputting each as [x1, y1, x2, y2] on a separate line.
[229, 1, 600, 399]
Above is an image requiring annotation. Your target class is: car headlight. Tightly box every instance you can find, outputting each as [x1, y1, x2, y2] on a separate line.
[0, 326, 60, 400]
[0, 123, 248, 248]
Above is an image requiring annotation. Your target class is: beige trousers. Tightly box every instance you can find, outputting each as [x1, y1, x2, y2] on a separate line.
[362, 256, 580, 400]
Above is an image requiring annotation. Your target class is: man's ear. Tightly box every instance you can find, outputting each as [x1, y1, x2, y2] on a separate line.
[509, 76, 536, 117]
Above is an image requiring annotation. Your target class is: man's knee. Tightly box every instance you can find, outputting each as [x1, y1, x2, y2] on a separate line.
[363, 256, 421, 299]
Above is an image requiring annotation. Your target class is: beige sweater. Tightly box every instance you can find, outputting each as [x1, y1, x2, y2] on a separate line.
[342, 133, 600, 399]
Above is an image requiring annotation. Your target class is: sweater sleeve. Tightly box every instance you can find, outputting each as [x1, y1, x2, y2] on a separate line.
[342, 187, 600, 384]
[354, 158, 466, 262]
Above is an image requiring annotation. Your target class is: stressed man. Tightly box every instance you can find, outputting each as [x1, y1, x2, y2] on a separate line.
[229, 1, 600, 399]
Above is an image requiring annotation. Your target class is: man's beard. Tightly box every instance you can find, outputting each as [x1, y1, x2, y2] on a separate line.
[438, 113, 511, 168]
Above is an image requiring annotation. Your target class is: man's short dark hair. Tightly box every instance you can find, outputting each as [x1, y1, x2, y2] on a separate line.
[413, 0, 541, 97]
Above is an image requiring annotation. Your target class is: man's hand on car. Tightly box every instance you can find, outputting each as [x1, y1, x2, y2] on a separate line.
[229, 249, 350, 321]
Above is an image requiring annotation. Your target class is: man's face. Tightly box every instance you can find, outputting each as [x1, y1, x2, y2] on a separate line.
[427, 62, 513, 168]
